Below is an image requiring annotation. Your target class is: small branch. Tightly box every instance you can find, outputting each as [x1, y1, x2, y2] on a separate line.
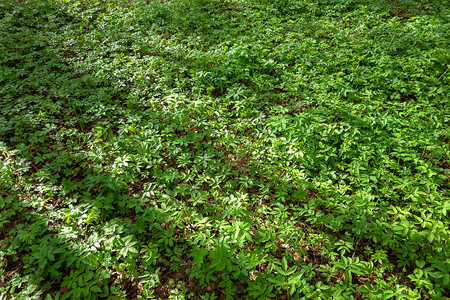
[351, 238, 360, 259]
[437, 66, 449, 81]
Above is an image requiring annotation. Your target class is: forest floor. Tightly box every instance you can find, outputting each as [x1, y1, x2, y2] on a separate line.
[0, 0, 449, 299]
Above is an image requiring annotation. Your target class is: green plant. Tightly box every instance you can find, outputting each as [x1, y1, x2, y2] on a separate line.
[0, 0, 448, 298]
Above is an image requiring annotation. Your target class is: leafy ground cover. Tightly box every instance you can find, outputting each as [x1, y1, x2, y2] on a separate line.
[0, 0, 449, 298]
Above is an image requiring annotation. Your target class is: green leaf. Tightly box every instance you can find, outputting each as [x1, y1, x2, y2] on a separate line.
[91, 285, 103, 293]
[282, 257, 288, 271]
[415, 260, 425, 268]
[444, 274, 449, 286]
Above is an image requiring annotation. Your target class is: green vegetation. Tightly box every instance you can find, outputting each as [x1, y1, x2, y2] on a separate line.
[0, 0, 449, 298]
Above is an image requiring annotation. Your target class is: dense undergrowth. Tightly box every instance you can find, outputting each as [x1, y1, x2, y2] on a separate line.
[0, 0, 449, 298]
